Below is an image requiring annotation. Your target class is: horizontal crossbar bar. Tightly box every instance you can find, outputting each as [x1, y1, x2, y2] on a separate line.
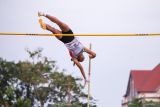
[0, 32, 160, 36]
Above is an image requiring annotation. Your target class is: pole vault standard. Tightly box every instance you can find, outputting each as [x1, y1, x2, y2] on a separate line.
[87, 43, 92, 107]
[0, 32, 160, 36]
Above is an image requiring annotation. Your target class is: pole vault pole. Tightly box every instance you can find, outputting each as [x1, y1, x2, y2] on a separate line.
[87, 43, 92, 107]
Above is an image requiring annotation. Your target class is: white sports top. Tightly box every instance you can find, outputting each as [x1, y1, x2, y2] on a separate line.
[64, 38, 84, 58]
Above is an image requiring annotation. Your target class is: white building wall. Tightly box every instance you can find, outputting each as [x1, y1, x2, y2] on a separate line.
[122, 91, 160, 107]
[138, 92, 160, 102]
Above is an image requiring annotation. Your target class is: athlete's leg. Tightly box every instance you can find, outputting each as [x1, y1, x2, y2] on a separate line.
[39, 18, 62, 39]
[38, 12, 71, 32]
[46, 24, 62, 39]
[45, 14, 70, 32]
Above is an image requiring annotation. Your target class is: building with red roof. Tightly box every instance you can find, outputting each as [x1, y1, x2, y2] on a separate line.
[122, 64, 160, 107]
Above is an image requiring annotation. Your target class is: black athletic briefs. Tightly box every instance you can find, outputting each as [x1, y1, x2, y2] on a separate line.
[60, 29, 74, 43]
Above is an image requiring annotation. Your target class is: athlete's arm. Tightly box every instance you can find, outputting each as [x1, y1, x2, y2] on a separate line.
[83, 47, 96, 58]
[72, 58, 87, 81]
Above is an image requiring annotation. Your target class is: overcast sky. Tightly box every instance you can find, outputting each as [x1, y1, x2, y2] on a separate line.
[0, 0, 160, 107]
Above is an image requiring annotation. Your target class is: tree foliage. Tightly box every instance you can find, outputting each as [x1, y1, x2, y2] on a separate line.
[0, 48, 97, 107]
[144, 101, 160, 107]
[128, 98, 142, 107]
[128, 98, 160, 107]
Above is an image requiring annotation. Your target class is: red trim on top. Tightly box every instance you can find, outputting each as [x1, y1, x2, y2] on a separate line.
[69, 50, 73, 58]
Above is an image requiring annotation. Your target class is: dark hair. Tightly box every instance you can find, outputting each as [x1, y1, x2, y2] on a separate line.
[71, 58, 76, 66]
[77, 54, 85, 62]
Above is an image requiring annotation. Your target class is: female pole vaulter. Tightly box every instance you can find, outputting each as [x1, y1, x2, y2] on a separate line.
[38, 12, 96, 83]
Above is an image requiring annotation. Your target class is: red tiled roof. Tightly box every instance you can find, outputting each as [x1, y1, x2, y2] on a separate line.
[124, 64, 160, 96]
[140, 64, 160, 92]
[131, 70, 151, 92]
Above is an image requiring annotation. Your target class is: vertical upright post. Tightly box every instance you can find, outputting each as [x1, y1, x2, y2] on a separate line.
[87, 43, 92, 107]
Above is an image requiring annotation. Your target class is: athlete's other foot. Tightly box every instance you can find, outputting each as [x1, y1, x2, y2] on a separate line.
[38, 11, 46, 17]
[39, 19, 46, 30]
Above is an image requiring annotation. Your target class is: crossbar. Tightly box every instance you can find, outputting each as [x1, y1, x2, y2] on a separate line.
[0, 32, 160, 36]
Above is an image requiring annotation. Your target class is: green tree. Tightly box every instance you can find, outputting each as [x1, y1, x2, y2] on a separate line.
[0, 58, 17, 106]
[48, 73, 96, 106]
[15, 48, 52, 106]
[128, 98, 160, 107]
[13, 98, 31, 107]
[36, 87, 50, 107]
[128, 98, 142, 107]
[0, 48, 97, 107]
[144, 101, 160, 107]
